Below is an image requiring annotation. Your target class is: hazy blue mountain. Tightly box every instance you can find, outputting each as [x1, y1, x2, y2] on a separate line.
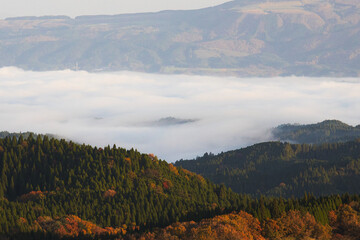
[273, 120, 360, 144]
[0, 0, 359, 76]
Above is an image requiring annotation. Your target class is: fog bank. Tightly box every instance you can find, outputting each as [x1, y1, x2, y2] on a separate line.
[1, 67, 359, 161]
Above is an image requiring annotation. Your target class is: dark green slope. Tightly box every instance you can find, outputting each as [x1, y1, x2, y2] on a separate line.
[0, 134, 242, 237]
[273, 120, 360, 144]
[2, 134, 360, 239]
[175, 140, 360, 198]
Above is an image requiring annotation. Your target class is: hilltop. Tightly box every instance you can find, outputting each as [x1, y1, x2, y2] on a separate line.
[0, 134, 245, 238]
[273, 120, 360, 144]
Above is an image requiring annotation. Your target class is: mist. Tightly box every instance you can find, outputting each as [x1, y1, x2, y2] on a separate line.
[1, 67, 360, 162]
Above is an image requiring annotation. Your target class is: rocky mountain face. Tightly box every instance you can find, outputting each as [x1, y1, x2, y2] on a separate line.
[0, 0, 359, 76]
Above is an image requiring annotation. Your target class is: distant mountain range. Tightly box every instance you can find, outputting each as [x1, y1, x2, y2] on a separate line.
[0, 0, 359, 76]
[273, 120, 360, 144]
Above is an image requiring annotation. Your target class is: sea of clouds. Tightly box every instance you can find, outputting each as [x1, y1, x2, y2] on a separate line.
[1, 67, 360, 162]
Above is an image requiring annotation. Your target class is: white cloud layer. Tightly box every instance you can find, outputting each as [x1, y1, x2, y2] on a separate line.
[1, 67, 360, 162]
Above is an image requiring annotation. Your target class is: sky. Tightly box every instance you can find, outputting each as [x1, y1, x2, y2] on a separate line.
[0, 0, 230, 19]
[1, 67, 360, 162]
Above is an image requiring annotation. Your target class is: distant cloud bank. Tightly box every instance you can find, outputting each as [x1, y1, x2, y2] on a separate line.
[0, 67, 359, 161]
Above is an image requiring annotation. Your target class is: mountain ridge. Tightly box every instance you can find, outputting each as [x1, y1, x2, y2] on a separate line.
[0, 0, 359, 76]
[175, 139, 360, 198]
[273, 120, 360, 144]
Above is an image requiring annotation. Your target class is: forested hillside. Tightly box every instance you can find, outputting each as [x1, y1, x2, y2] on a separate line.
[1, 135, 360, 239]
[273, 120, 360, 144]
[175, 140, 360, 198]
[126, 200, 360, 240]
[0, 134, 242, 238]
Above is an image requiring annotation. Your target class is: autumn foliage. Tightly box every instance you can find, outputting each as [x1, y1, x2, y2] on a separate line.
[168, 164, 179, 175]
[329, 203, 360, 240]
[19, 191, 55, 202]
[126, 211, 265, 240]
[104, 189, 117, 198]
[12, 204, 360, 240]
[35, 215, 126, 237]
[263, 210, 331, 240]
[125, 206, 360, 240]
